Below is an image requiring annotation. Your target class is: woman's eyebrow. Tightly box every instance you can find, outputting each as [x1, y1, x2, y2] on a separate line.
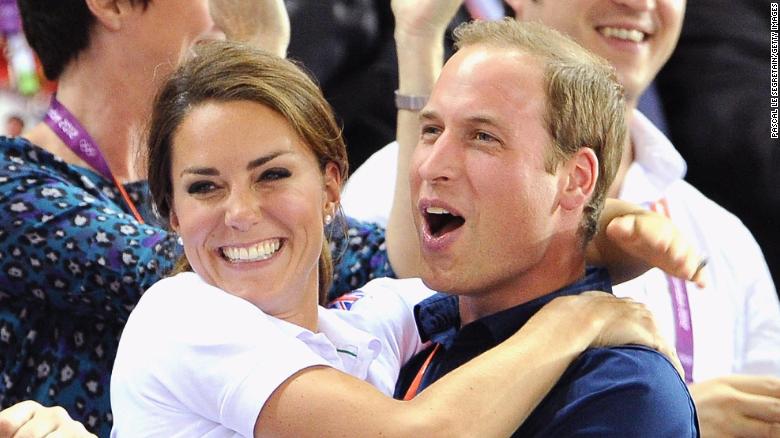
[247, 151, 289, 170]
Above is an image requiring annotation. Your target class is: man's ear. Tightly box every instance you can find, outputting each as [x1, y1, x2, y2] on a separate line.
[322, 162, 342, 214]
[504, 0, 527, 19]
[85, 0, 134, 31]
[559, 148, 598, 211]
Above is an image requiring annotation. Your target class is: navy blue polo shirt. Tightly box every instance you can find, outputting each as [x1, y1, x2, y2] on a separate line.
[395, 267, 699, 437]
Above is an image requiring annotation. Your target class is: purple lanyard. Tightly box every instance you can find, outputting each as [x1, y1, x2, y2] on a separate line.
[650, 199, 694, 383]
[43, 95, 145, 224]
[44, 95, 114, 180]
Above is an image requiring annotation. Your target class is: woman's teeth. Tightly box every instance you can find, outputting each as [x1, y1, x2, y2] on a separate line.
[222, 239, 281, 262]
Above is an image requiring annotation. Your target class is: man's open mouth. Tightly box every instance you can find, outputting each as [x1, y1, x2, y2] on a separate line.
[424, 206, 465, 238]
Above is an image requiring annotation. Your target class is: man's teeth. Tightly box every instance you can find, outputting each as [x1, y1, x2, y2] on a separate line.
[600, 27, 645, 43]
[223, 239, 280, 262]
[426, 207, 451, 215]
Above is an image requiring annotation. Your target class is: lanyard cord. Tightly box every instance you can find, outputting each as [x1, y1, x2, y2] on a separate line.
[44, 95, 145, 224]
[403, 343, 441, 401]
[649, 198, 693, 383]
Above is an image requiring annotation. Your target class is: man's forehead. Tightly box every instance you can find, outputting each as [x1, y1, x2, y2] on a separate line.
[428, 46, 546, 121]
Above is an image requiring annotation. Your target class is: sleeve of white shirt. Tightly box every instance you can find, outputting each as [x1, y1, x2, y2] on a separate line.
[348, 278, 436, 368]
[340, 141, 398, 226]
[112, 273, 329, 437]
[737, 232, 780, 376]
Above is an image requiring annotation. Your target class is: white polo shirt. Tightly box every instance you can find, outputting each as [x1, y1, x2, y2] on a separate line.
[110, 273, 432, 437]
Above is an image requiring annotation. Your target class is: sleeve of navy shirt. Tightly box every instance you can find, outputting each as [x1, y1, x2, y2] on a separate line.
[518, 345, 699, 437]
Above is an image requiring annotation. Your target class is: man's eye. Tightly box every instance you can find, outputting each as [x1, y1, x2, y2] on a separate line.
[260, 168, 291, 181]
[186, 181, 216, 194]
[421, 125, 442, 139]
[475, 131, 496, 142]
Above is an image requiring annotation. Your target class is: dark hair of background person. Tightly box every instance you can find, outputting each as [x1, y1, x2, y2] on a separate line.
[655, 0, 780, 291]
[17, 0, 151, 80]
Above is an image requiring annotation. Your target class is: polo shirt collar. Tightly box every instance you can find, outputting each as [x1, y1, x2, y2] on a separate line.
[269, 306, 382, 381]
[620, 110, 687, 203]
[414, 267, 612, 347]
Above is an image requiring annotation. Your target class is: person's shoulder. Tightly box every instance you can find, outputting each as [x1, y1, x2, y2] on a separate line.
[0, 135, 61, 171]
[344, 277, 434, 314]
[525, 345, 699, 437]
[576, 346, 696, 414]
[127, 272, 280, 348]
[667, 179, 744, 228]
[577, 345, 683, 380]
[0, 135, 98, 197]
[666, 179, 767, 261]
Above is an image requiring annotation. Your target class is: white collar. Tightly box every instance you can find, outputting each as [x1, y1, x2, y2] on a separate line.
[619, 110, 687, 202]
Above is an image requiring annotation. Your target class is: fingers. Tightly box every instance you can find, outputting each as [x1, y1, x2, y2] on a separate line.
[692, 376, 780, 438]
[729, 414, 780, 438]
[606, 213, 708, 288]
[0, 400, 38, 437]
[0, 402, 94, 438]
[725, 375, 780, 399]
[738, 392, 780, 424]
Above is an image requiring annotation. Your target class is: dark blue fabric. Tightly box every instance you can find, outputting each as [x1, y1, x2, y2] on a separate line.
[0, 137, 179, 437]
[327, 215, 395, 302]
[395, 267, 699, 437]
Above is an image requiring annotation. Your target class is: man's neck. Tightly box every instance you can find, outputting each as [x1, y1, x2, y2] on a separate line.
[25, 47, 153, 183]
[458, 243, 587, 326]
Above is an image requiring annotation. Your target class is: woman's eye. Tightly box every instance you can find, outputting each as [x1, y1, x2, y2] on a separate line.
[260, 168, 291, 181]
[186, 181, 217, 194]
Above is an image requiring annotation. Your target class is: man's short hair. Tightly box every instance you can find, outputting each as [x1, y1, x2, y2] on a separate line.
[454, 18, 626, 244]
[18, 0, 151, 80]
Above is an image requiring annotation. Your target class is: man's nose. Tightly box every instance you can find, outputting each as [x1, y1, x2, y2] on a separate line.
[415, 132, 461, 185]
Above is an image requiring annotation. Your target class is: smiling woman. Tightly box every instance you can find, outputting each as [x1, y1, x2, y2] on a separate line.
[108, 40, 675, 438]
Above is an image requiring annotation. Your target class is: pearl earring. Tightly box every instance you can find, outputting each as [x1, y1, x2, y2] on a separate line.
[324, 214, 333, 225]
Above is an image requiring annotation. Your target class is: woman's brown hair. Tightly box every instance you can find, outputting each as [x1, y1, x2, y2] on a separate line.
[146, 40, 348, 303]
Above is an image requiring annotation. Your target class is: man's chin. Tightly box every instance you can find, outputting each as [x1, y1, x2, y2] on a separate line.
[420, 266, 462, 295]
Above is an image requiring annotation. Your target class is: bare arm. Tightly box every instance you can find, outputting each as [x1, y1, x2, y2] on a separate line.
[0, 401, 96, 438]
[689, 375, 780, 438]
[386, 0, 462, 278]
[209, 0, 290, 57]
[255, 292, 671, 437]
[588, 199, 707, 286]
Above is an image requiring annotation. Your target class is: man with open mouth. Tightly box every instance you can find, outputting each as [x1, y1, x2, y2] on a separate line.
[392, 19, 698, 436]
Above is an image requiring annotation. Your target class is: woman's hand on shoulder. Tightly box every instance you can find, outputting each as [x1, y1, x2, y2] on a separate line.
[539, 291, 684, 378]
[0, 400, 96, 438]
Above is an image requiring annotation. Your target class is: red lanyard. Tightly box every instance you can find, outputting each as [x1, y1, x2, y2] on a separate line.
[649, 198, 693, 383]
[403, 343, 441, 401]
[44, 95, 145, 224]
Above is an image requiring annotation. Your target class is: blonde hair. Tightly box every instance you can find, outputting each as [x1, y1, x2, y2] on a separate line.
[454, 19, 626, 244]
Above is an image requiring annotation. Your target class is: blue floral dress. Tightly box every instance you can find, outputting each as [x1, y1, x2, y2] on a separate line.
[0, 136, 393, 436]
